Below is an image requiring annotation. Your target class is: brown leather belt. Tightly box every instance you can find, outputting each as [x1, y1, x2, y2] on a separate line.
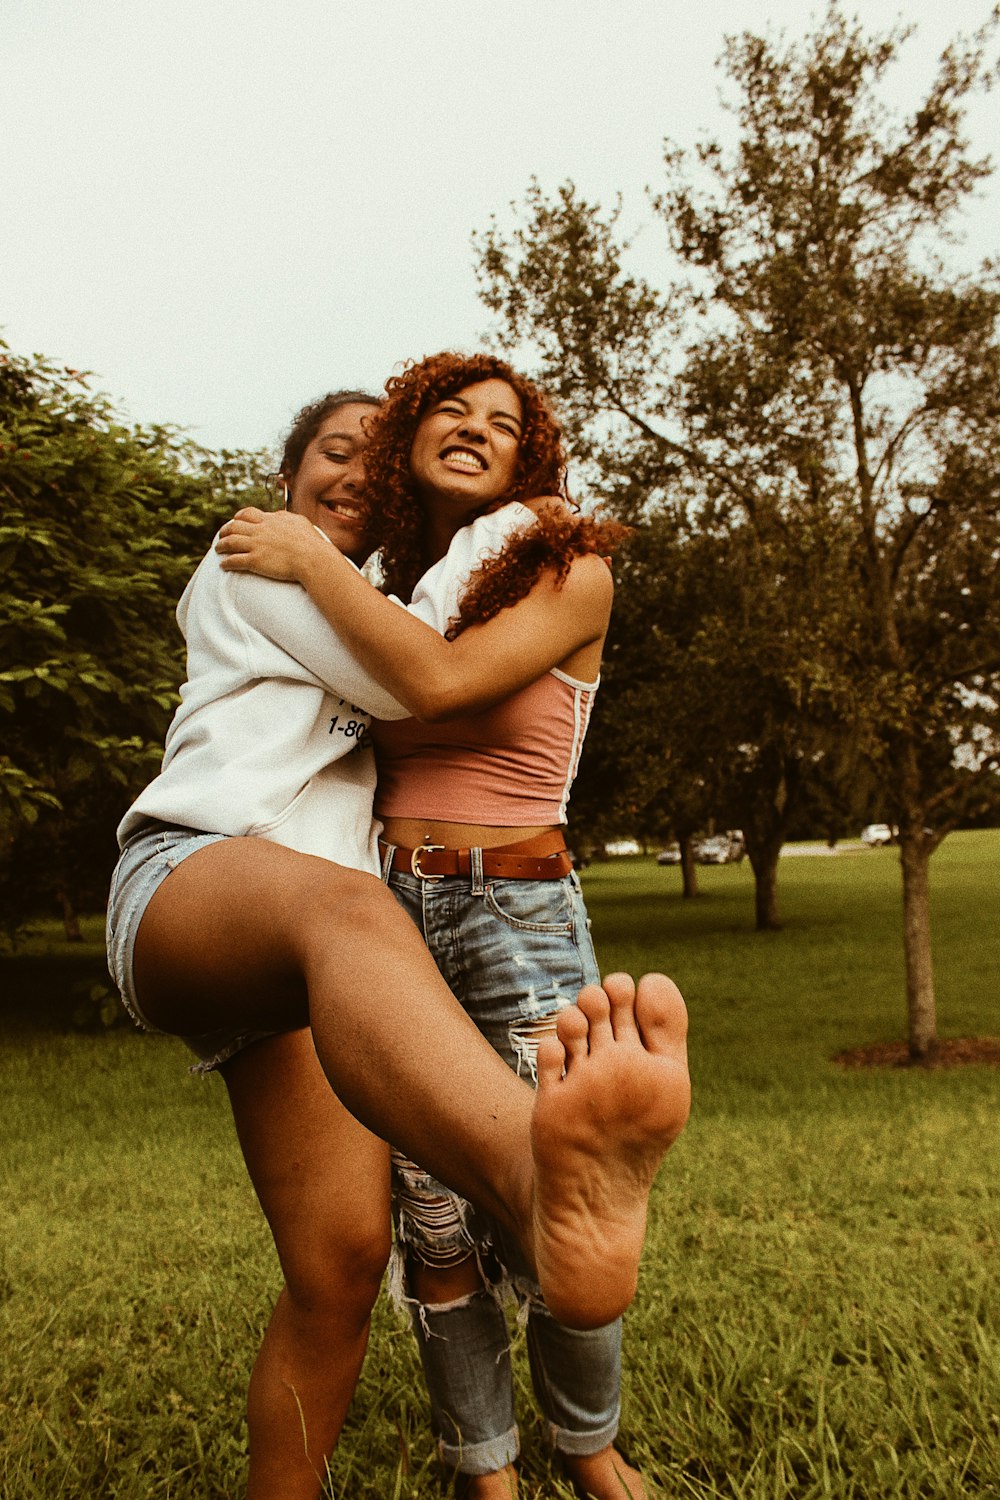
[380, 831, 572, 881]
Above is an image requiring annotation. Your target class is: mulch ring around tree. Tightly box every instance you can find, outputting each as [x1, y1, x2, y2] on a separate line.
[834, 1037, 1000, 1069]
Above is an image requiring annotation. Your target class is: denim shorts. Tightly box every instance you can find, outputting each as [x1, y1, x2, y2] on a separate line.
[106, 820, 287, 1072]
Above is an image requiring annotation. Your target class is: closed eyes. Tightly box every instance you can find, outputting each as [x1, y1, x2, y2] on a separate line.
[437, 402, 520, 437]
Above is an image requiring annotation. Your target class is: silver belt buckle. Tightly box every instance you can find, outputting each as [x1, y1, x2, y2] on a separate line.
[410, 844, 444, 881]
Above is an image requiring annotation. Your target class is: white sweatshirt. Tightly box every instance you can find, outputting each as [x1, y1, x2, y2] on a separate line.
[118, 504, 533, 874]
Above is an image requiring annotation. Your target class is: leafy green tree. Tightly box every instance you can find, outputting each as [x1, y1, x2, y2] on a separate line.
[661, 6, 1000, 1053]
[477, 182, 869, 931]
[574, 501, 861, 925]
[569, 506, 720, 895]
[0, 343, 267, 937]
[476, 6, 1000, 1053]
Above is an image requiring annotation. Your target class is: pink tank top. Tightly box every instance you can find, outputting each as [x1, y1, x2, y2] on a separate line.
[372, 668, 598, 826]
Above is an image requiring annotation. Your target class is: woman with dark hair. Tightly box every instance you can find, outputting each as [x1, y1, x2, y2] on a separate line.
[218, 353, 677, 1500]
[109, 386, 690, 1500]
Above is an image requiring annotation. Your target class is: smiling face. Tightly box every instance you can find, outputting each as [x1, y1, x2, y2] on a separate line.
[285, 403, 374, 561]
[408, 378, 524, 524]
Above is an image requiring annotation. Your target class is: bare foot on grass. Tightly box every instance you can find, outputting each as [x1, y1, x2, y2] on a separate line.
[529, 972, 690, 1331]
[457, 1448, 644, 1500]
[457, 1463, 519, 1497]
[564, 1443, 647, 1498]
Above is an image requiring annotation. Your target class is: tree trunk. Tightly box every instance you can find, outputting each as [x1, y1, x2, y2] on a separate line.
[747, 840, 782, 930]
[680, 836, 700, 899]
[58, 886, 83, 943]
[736, 754, 796, 931]
[898, 833, 938, 1060]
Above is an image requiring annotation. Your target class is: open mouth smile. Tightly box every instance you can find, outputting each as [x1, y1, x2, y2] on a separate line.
[321, 499, 366, 524]
[439, 446, 487, 473]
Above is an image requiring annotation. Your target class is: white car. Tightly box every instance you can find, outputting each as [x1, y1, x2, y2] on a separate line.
[861, 823, 896, 847]
[695, 830, 746, 864]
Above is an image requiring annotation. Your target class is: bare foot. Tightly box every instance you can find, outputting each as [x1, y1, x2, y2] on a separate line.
[528, 972, 689, 1331]
[457, 1463, 519, 1498]
[564, 1444, 647, 1499]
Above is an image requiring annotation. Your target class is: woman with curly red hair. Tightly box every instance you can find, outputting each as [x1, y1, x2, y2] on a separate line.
[218, 352, 677, 1500]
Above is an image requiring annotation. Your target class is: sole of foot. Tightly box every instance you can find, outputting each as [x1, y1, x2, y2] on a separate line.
[529, 971, 690, 1331]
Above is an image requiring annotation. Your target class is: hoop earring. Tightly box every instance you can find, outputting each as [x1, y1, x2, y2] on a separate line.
[280, 477, 292, 510]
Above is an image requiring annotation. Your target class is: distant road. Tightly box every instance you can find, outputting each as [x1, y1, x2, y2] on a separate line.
[780, 841, 870, 857]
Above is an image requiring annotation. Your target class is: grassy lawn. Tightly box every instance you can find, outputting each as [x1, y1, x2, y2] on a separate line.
[1, 832, 997, 1497]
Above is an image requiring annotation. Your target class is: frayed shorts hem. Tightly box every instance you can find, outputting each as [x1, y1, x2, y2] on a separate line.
[105, 819, 288, 1073]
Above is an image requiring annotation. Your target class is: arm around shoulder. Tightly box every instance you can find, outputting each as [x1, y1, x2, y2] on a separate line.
[228, 527, 614, 722]
[412, 550, 613, 721]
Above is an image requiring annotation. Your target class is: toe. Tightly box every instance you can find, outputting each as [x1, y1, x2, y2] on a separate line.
[554, 1002, 591, 1068]
[634, 972, 688, 1051]
[602, 971, 643, 1044]
[575, 982, 614, 1047]
[602, 972, 636, 1007]
[535, 1032, 567, 1087]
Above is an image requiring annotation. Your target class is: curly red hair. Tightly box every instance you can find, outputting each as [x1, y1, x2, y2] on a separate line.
[444, 503, 630, 638]
[363, 351, 628, 629]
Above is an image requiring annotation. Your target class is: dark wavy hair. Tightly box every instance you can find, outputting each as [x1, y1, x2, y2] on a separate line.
[278, 389, 381, 480]
[363, 352, 627, 629]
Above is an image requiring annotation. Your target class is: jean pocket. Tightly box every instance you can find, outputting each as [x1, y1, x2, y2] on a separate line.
[482, 879, 575, 935]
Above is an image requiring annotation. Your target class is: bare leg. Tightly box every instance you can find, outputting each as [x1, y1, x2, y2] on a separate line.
[222, 1029, 391, 1500]
[132, 841, 690, 1329]
[133, 840, 530, 1231]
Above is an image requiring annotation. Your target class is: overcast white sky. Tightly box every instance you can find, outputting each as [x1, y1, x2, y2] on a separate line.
[3, 1, 997, 455]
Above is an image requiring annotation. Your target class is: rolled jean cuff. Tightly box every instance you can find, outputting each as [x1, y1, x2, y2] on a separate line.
[439, 1427, 519, 1477]
[547, 1404, 620, 1457]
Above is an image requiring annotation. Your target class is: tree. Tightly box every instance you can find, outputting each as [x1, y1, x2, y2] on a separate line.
[476, 5, 1000, 1053]
[573, 501, 862, 926]
[569, 506, 725, 896]
[0, 343, 268, 937]
[476, 183, 868, 932]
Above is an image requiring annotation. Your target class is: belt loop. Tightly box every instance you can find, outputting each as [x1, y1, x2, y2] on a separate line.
[470, 845, 485, 895]
[379, 842, 397, 885]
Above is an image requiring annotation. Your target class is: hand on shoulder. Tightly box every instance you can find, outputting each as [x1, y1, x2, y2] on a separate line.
[215, 507, 331, 581]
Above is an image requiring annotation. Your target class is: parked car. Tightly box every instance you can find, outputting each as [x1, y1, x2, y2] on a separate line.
[692, 834, 727, 864]
[726, 829, 746, 862]
[657, 831, 745, 866]
[861, 823, 897, 847]
[603, 839, 642, 856]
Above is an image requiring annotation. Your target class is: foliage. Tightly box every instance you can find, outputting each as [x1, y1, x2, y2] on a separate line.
[573, 504, 871, 923]
[0, 343, 269, 936]
[476, 5, 1000, 1041]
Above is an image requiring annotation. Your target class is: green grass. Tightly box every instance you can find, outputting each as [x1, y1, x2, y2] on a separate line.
[2, 833, 998, 1497]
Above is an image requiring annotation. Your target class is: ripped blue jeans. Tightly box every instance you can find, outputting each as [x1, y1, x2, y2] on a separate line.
[381, 848, 621, 1477]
